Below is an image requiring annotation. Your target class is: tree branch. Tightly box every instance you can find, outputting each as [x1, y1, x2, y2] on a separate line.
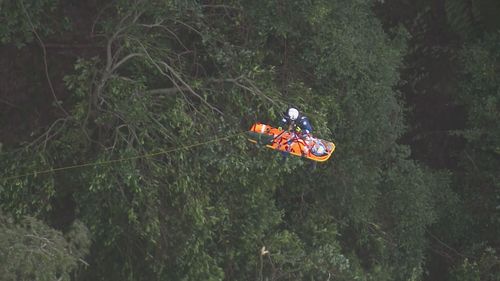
[111, 53, 144, 72]
[146, 87, 190, 95]
[27, 118, 68, 149]
[20, 0, 69, 117]
[134, 40, 224, 115]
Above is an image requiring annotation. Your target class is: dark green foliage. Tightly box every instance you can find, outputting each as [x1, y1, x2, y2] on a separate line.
[1, 0, 499, 280]
[0, 0, 58, 47]
[376, 0, 500, 280]
[443, 32, 500, 280]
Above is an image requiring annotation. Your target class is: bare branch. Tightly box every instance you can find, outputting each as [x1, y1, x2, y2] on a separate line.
[111, 53, 145, 72]
[169, 18, 203, 36]
[27, 118, 68, 149]
[146, 87, 190, 95]
[20, 0, 69, 117]
[134, 40, 224, 115]
[164, 61, 224, 115]
[139, 22, 190, 51]
[208, 76, 281, 106]
[241, 77, 281, 106]
[105, 10, 139, 71]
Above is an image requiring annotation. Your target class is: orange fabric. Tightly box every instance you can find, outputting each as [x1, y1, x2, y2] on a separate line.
[248, 123, 335, 162]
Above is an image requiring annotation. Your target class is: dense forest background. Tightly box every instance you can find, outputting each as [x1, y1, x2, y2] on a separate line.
[0, 0, 499, 280]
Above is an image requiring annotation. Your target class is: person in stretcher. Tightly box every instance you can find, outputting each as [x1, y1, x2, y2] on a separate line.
[278, 107, 327, 157]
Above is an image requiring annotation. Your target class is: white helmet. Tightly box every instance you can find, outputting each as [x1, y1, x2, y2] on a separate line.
[287, 107, 299, 120]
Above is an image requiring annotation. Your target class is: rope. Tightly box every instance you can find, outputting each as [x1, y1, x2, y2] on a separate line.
[1, 132, 244, 182]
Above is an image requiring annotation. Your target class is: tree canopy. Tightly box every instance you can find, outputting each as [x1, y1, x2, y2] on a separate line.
[1, 0, 499, 280]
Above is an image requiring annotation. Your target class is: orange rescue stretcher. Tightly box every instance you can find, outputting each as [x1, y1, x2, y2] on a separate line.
[247, 123, 335, 162]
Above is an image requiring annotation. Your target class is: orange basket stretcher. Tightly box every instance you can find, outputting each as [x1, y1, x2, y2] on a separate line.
[247, 123, 335, 162]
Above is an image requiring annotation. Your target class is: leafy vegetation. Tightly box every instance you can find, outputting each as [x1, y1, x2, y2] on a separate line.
[1, 0, 499, 280]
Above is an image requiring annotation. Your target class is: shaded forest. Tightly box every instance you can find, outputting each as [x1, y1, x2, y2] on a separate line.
[0, 0, 499, 280]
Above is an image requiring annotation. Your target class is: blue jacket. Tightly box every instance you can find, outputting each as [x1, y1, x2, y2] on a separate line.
[279, 115, 313, 134]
